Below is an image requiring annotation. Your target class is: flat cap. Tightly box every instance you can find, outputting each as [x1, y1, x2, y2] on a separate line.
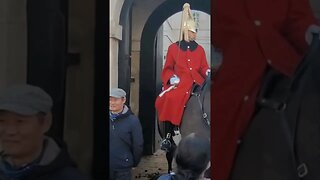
[110, 88, 126, 98]
[0, 84, 53, 115]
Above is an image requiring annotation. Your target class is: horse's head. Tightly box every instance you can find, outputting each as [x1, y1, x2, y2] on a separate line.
[180, 74, 211, 139]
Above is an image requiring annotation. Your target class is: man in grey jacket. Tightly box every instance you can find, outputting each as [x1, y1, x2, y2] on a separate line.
[109, 88, 144, 180]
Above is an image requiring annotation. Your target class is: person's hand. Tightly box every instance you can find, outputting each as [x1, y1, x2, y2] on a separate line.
[170, 75, 180, 86]
[305, 24, 320, 45]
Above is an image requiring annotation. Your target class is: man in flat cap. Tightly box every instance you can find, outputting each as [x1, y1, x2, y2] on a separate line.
[0, 84, 89, 180]
[109, 88, 143, 180]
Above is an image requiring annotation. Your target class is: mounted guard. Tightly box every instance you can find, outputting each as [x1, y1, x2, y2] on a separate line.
[155, 2, 210, 128]
[155, 3, 211, 174]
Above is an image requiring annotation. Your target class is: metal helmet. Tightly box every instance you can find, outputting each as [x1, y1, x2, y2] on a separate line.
[180, 3, 197, 41]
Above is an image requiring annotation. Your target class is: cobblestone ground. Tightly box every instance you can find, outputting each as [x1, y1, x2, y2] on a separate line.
[131, 149, 177, 179]
[132, 135, 181, 179]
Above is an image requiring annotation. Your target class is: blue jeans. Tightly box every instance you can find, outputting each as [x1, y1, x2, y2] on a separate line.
[110, 169, 132, 180]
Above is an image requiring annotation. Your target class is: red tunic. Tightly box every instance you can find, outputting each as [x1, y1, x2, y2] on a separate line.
[212, 0, 318, 179]
[155, 41, 209, 126]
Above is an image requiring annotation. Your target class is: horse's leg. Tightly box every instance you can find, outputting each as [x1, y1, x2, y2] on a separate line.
[165, 138, 176, 173]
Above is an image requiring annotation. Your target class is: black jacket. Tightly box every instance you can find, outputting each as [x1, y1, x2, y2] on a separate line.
[109, 105, 144, 171]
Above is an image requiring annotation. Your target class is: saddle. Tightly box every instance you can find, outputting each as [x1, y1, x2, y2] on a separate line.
[231, 34, 320, 180]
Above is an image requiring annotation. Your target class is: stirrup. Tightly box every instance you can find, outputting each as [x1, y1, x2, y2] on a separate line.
[160, 133, 172, 152]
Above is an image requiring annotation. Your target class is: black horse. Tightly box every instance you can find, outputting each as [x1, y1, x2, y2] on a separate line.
[158, 75, 211, 174]
[180, 75, 211, 138]
[231, 34, 320, 180]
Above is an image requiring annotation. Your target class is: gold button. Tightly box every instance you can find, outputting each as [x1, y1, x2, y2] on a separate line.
[237, 139, 242, 144]
[254, 20, 261, 26]
[267, 59, 272, 64]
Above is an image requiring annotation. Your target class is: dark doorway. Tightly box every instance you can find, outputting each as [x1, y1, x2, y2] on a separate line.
[26, 0, 68, 140]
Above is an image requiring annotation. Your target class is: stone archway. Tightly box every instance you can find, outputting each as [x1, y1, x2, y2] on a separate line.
[139, 0, 210, 154]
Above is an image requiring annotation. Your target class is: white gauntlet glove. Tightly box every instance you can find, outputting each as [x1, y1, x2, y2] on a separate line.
[170, 75, 180, 85]
[206, 69, 211, 76]
[305, 24, 320, 45]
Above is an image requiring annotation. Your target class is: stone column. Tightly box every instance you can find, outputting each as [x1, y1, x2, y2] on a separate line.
[0, 0, 27, 89]
[310, 0, 320, 19]
[64, 0, 95, 175]
[109, 0, 124, 89]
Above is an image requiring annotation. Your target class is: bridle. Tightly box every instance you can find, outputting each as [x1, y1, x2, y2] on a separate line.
[191, 74, 211, 127]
